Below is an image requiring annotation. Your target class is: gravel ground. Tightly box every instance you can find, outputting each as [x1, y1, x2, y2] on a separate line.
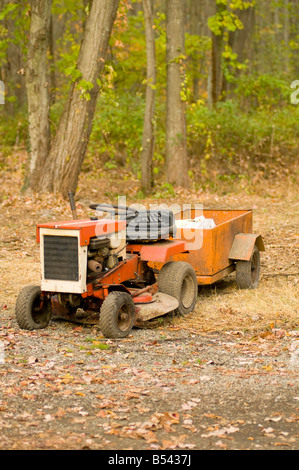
[0, 314, 298, 451]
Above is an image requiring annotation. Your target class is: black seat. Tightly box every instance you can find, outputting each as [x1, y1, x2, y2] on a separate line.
[89, 203, 176, 242]
[120, 209, 176, 242]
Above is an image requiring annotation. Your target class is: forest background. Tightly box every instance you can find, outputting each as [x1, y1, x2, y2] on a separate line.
[0, 0, 298, 201]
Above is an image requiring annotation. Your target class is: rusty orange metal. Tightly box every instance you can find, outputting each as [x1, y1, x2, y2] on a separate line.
[132, 292, 153, 303]
[36, 218, 126, 246]
[196, 265, 235, 285]
[95, 254, 140, 285]
[146, 209, 258, 285]
[229, 233, 265, 261]
[82, 254, 141, 300]
[127, 240, 186, 262]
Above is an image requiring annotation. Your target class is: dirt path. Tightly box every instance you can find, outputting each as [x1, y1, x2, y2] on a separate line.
[0, 321, 298, 450]
[0, 187, 298, 451]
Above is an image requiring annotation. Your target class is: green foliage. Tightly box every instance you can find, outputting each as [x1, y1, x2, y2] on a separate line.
[0, 2, 30, 69]
[87, 10, 167, 174]
[89, 87, 145, 163]
[0, 3, 29, 117]
[187, 98, 299, 183]
[0, 0, 298, 192]
[78, 79, 94, 101]
[63, 1, 299, 187]
[234, 73, 291, 109]
[0, 113, 27, 149]
[208, 1, 255, 37]
[208, 10, 243, 36]
[152, 182, 176, 199]
[54, 9, 84, 87]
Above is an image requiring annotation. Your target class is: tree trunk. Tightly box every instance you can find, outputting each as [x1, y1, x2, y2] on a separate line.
[166, 0, 189, 188]
[0, 0, 26, 114]
[189, 0, 201, 101]
[211, 2, 225, 105]
[233, 6, 255, 64]
[141, 0, 156, 194]
[25, 0, 51, 189]
[211, 31, 223, 105]
[283, 0, 290, 73]
[222, 6, 256, 99]
[49, 15, 56, 105]
[291, 0, 299, 76]
[37, 0, 120, 198]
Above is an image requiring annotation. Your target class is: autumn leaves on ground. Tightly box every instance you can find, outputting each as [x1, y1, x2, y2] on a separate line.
[0, 154, 298, 451]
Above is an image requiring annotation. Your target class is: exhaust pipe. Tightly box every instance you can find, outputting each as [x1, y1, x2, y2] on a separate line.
[88, 260, 103, 273]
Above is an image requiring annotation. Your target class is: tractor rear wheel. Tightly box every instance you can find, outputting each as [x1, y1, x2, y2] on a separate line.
[236, 245, 260, 289]
[99, 291, 136, 338]
[15, 285, 52, 330]
[158, 261, 198, 316]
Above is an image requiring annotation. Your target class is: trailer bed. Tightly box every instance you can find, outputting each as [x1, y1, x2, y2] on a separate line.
[145, 209, 258, 285]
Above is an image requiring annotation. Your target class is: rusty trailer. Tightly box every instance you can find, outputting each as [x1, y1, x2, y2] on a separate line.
[130, 208, 265, 286]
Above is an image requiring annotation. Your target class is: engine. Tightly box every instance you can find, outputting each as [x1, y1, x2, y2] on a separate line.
[87, 232, 126, 274]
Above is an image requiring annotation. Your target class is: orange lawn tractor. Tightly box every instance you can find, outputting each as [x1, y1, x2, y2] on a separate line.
[15, 195, 265, 338]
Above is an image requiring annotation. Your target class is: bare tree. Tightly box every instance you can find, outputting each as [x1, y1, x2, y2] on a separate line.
[0, 0, 27, 114]
[188, 0, 201, 101]
[25, 0, 51, 189]
[165, 0, 189, 188]
[283, 0, 290, 72]
[210, 1, 225, 105]
[26, 0, 120, 198]
[141, 0, 156, 193]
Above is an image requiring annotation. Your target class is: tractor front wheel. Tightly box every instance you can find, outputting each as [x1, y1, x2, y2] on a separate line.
[99, 291, 136, 339]
[15, 285, 52, 330]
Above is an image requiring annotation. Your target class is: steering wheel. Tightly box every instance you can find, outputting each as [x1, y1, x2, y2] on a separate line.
[89, 203, 138, 219]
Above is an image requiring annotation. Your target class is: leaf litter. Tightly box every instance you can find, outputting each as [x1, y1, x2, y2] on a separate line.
[0, 168, 298, 450]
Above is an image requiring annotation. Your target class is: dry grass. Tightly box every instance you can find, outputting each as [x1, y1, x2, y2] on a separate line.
[0, 249, 40, 306]
[172, 275, 298, 334]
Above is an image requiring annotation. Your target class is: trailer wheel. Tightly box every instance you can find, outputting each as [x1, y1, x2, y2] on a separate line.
[99, 291, 136, 339]
[15, 285, 52, 330]
[158, 262, 198, 316]
[236, 245, 260, 289]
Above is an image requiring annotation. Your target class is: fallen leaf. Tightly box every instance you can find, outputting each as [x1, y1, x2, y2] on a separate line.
[28, 357, 38, 364]
[202, 426, 239, 438]
[265, 416, 282, 422]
